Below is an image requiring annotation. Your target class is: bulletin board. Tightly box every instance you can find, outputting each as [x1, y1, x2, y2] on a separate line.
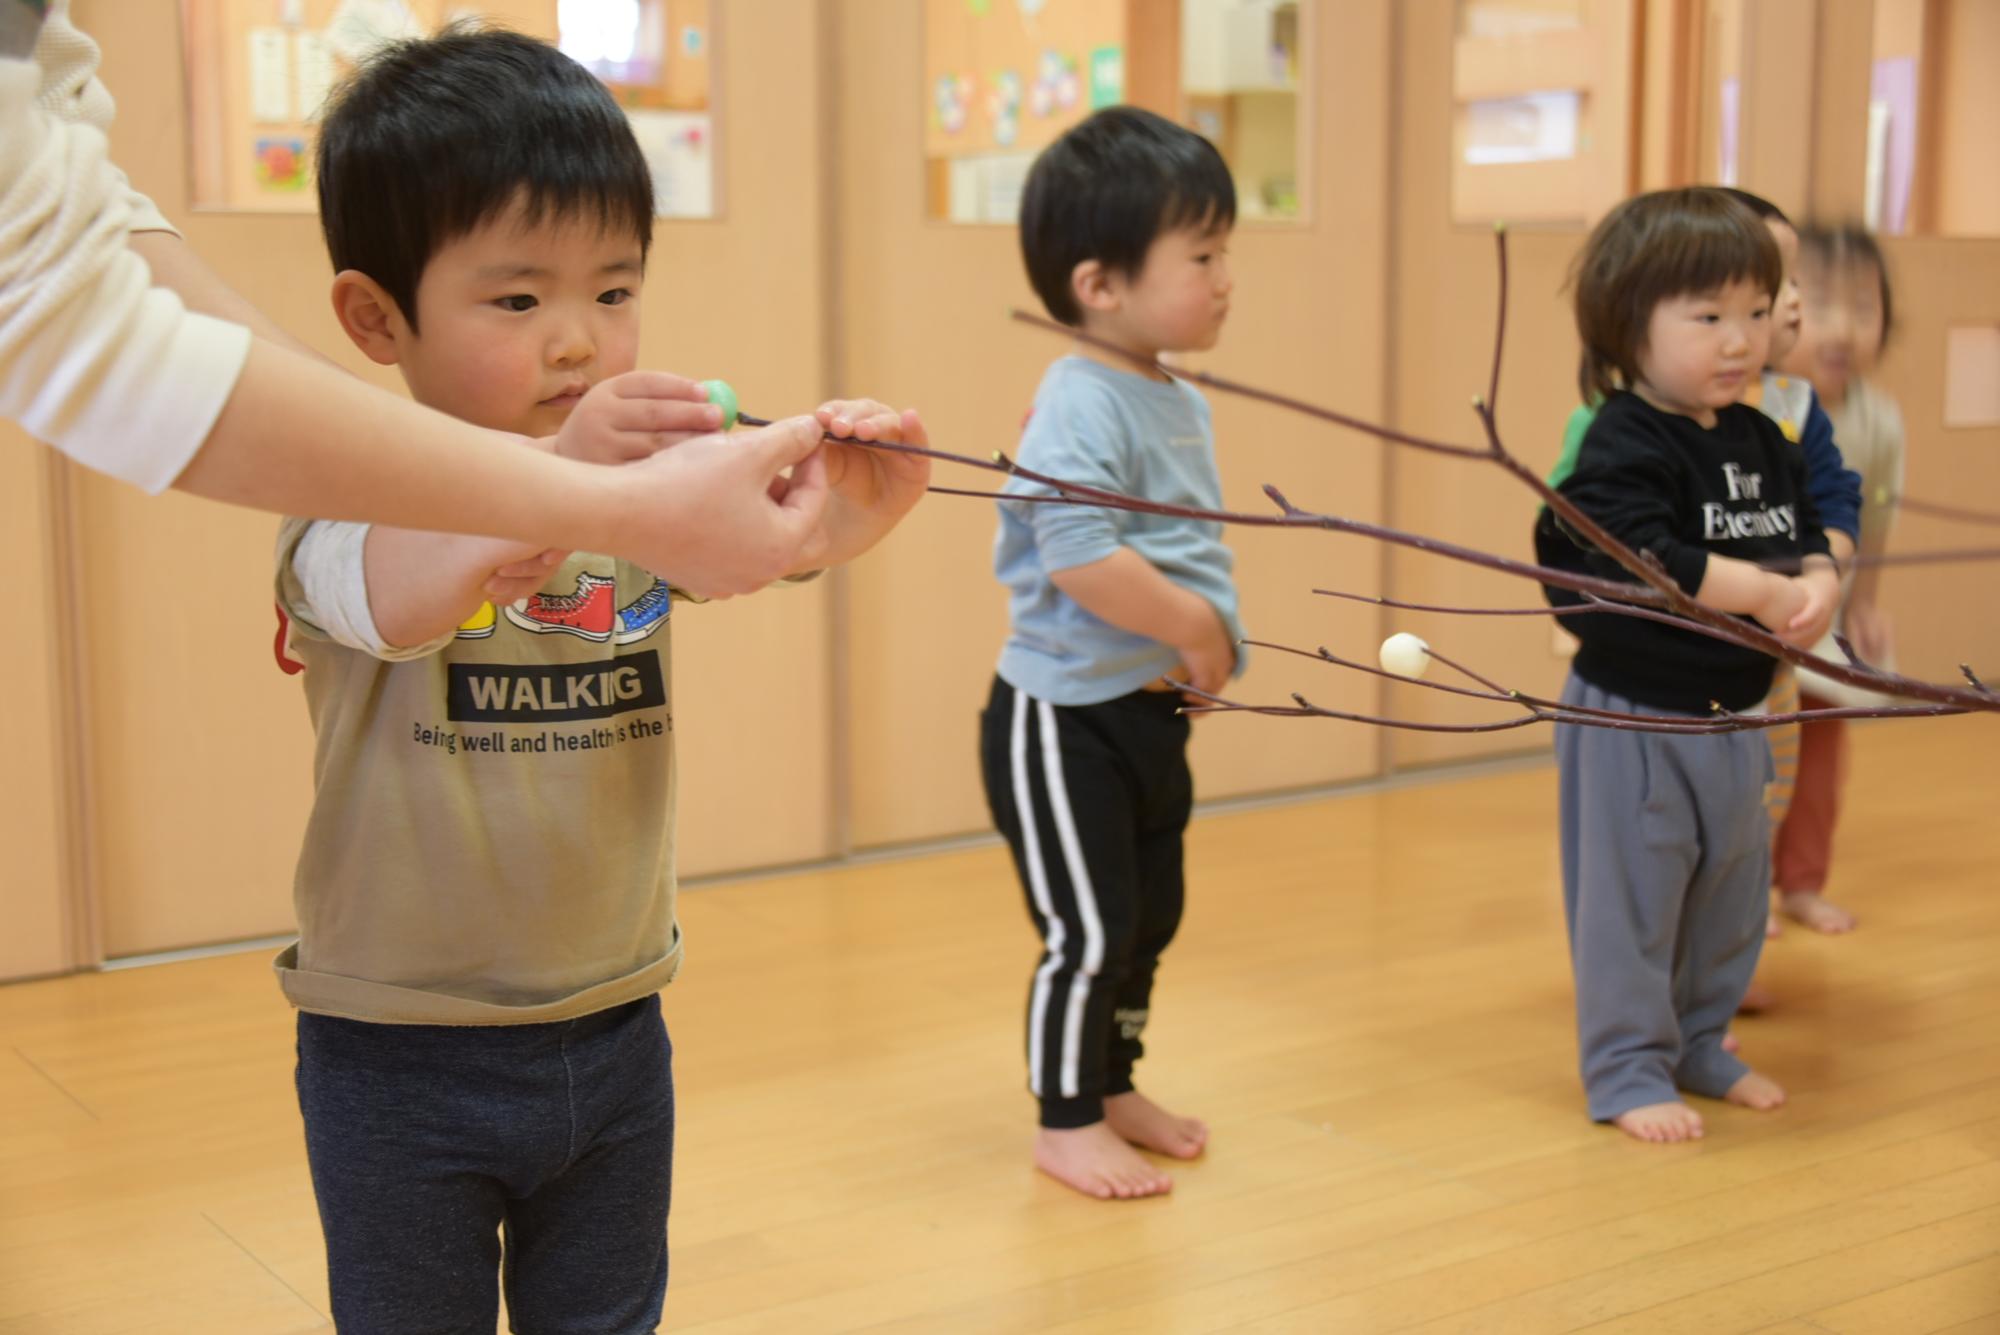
[922, 0, 1127, 163]
[923, 0, 1153, 222]
[922, 0, 1303, 225]
[179, 0, 715, 216]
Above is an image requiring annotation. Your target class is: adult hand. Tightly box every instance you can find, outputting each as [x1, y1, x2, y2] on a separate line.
[606, 416, 829, 597]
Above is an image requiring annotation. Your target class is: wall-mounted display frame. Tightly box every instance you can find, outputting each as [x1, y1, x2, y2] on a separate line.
[180, 0, 719, 219]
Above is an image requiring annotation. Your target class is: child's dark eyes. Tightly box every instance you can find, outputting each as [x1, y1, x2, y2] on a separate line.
[598, 288, 634, 306]
[494, 295, 538, 313]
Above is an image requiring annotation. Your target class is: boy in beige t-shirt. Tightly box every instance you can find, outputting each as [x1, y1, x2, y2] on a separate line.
[276, 27, 926, 1331]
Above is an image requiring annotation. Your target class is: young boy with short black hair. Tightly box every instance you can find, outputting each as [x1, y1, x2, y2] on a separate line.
[981, 106, 1243, 1201]
[277, 26, 926, 1329]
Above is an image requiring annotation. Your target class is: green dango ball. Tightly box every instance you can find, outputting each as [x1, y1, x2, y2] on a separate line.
[700, 379, 739, 430]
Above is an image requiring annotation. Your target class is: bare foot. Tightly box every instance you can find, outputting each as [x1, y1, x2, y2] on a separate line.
[1725, 1070, 1787, 1111]
[1781, 891, 1857, 934]
[1722, 1031, 1741, 1055]
[1765, 910, 1783, 940]
[1611, 1102, 1705, 1143]
[1737, 982, 1775, 1014]
[1104, 1090, 1208, 1160]
[1034, 1123, 1173, 1200]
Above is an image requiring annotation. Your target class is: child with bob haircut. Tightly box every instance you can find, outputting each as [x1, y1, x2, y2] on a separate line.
[275, 26, 927, 1331]
[1535, 187, 1839, 1144]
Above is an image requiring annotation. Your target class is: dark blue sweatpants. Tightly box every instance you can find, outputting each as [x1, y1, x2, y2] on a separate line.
[295, 994, 674, 1334]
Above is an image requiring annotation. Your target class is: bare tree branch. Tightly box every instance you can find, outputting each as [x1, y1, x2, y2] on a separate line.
[740, 229, 1999, 727]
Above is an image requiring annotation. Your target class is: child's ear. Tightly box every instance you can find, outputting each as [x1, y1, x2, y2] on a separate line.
[1070, 258, 1119, 317]
[330, 270, 407, 366]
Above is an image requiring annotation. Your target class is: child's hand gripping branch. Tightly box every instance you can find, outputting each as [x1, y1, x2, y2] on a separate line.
[796, 398, 934, 570]
[514, 389, 931, 591]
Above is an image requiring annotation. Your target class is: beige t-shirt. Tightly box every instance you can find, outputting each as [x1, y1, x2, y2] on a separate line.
[1824, 378, 1906, 558]
[1800, 379, 1907, 705]
[273, 518, 689, 1024]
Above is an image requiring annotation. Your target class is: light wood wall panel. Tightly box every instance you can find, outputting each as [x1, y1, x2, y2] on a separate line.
[1809, 0, 1874, 221]
[1389, 0, 2000, 767]
[1868, 237, 2000, 687]
[1735, 0, 1816, 218]
[1804, 0, 2000, 715]
[620, 0, 838, 877]
[1933, 0, 2000, 237]
[68, 0, 834, 958]
[1637, 0, 1691, 190]
[18, 0, 1993, 967]
[0, 431, 71, 981]
[835, 1, 1392, 850]
[1386, 0, 1596, 769]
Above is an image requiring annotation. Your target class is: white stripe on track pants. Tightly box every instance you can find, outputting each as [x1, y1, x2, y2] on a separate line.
[978, 675, 1193, 1129]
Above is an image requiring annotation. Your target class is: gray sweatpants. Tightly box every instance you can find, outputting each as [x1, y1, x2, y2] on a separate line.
[1555, 673, 1774, 1121]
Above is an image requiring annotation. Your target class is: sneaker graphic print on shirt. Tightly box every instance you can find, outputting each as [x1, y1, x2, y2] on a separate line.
[456, 575, 668, 643]
[455, 601, 499, 639]
[612, 579, 674, 645]
[499, 573, 673, 646]
[506, 571, 618, 641]
[443, 568, 676, 732]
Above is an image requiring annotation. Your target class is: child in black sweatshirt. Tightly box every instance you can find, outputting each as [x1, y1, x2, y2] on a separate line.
[1535, 188, 1838, 1144]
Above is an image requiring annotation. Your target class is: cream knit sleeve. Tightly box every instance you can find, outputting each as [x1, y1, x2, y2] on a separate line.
[32, 1, 176, 235]
[1, 58, 251, 490]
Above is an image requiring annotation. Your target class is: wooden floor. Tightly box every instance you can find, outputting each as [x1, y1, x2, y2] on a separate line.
[2, 721, 1997, 1334]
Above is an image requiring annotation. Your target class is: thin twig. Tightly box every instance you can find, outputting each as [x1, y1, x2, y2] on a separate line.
[1311, 587, 1595, 617]
[1235, 638, 1964, 730]
[1177, 676, 1968, 733]
[1006, 309, 1491, 459]
[745, 227, 2000, 725]
[1854, 547, 2000, 568]
[1486, 221, 1508, 417]
[1893, 495, 2000, 528]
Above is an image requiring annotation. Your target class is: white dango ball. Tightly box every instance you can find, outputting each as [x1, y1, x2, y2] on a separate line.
[1378, 632, 1431, 679]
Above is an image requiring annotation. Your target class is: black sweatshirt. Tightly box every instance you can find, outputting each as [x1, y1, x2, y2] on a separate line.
[1534, 391, 1831, 714]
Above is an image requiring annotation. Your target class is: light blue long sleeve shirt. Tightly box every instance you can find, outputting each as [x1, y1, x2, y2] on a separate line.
[994, 355, 1244, 706]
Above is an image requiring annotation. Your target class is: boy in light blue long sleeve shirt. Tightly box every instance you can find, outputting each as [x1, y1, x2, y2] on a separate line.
[979, 106, 1244, 1202]
[994, 355, 1244, 704]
